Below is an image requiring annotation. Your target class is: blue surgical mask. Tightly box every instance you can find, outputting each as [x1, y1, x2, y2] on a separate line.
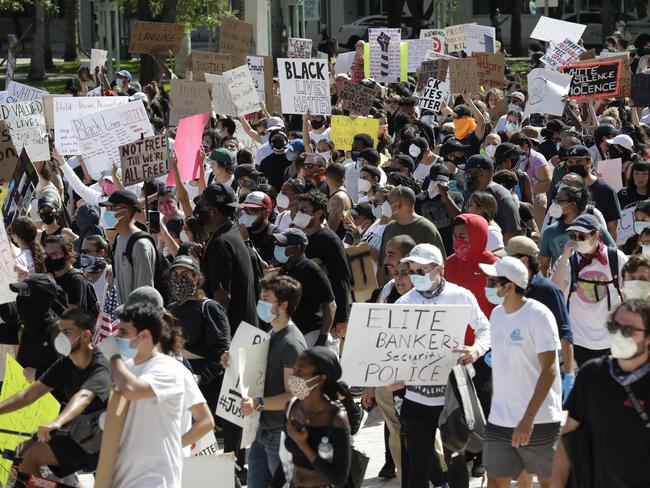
[274, 246, 290, 264]
[485, 287, 504, 305]
[410, 273, 435, 292]
[116, 336, 139, 360]
[635, 221, 650, 235]
[104, 210, 118, 228]
[256, 300, 277, 323]
[371, 205, 382, 219]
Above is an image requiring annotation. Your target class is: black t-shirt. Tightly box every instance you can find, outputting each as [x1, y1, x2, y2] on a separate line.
[617, 186, 649, 211]
[55, 268, 87, 308]
[259, 153, 291, 192]
[588, 179, 622, 223]
[305, 227, 350, 323]
[201, 221, 258, 332]
[40, 349, 112, 414]
[250, 223, 279, 263]
[459, 132, 481, 158]
[566, 357, 650, 487]
[415, 190, 464, 256]
[283, 255, 335, 335]
[538, 139, 558, 161]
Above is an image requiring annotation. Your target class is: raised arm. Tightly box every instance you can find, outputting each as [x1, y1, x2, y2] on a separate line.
[463, 89, 486, 141]
[302, 113, 314, 153]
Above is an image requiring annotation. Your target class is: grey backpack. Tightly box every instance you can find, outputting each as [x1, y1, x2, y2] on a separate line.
[438, 364, 486, 454]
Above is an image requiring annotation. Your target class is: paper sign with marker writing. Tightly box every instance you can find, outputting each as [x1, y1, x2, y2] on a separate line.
[0, 120, 19, 186]
[340, 303, 470, 388]
[288, 37, 313, 59]
[448, 57, 480, 94]
[238, 341, 269, 449]
[246, 56, 266, 103]
[0, 219, 17, 304]
[90, 49, 108, 72]
[205, 73, 238, 117]
[524, 68, 572, 118]
[420, 29, 445, 53]
[340, 80, 375, 116]
[277, 58, 332, 115]
[120, 135, 169, 185]
[128, 21, 185, 54]
[540, 38, 585, 71]
[335, 51, 356, 77]
[0, 100, 49, 162]
[223, 65, 260, 116]
[416, 59, 448, 93]
[444, 24, 472, 53]
[597, 158, 623, 192]
[472, 52, 506, 87]
[191, 51, 234, 81]
[2, 149, 38, 227]
[368, 29, 401, 83]
[466, 24, 496, 54]
[234, 120, 260, 159]
[560, 59, 621, 100]
[166, 112, 209, 186]
[617, 206, 635, 246]
[530, 16, 586, 44]
[330, 116, 379, 151]
[417, 78, 450, 113]
[170, 80, 212, 126]
[6, 81, 46, 104]
[406, 39, 434, 72]
[190, 430, 219, 457]
[219, 18, 253, 66]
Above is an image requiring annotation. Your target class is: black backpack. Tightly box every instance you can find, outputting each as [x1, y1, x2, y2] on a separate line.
[123, 232, 172, 305]
[67, 269, 101, 318]
[567, 246, 621, 312]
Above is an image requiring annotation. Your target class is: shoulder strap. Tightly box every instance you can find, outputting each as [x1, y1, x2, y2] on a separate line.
[567, 252, 579, 312]
[285, 397, 299, 420]
[124, 231, 155, 265]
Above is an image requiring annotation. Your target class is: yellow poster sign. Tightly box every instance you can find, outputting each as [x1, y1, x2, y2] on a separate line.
[0, 356, 60, 486]
[330, 116, 380, 151]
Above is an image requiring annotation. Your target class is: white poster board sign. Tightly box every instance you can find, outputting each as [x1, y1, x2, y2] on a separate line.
[420, 29, 446, 54]
[204, 73, 238, 117]
[597, 158, 623, 192]
[90, 49, 108, 72]
[369, 28, 401, 83]
[530, 16, 586, 44]
[53, 97, 129, 155]
[540, 38, 585, 71]
[417, 78, 450, 113]
[617, 206, 635, 246]
[74, 100, 154, 179]
[190, 430, 219, 457]
[234, 120, 259, 159]
[335, 52, 356, 76]
[277, 58, 332, 115]
[5, 81, 47, 104]
[288, 38, 313, 59]
[524, 68, 572, 118]
[182, 454, 235, 488]
[246, 56, 266, 104]
[0, 101, 49, 162]
[0, 220, 17, 304]
[238, 341, 269, 449]
[406, 39, 434, 72]
[223, 65, 261, 116]
[340, 303, 470, 387]
[466, 25, 496, 55]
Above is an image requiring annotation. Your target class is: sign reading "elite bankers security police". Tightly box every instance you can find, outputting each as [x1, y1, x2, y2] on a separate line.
[277, 58, 332, 115]
[560, 59, 621, 100]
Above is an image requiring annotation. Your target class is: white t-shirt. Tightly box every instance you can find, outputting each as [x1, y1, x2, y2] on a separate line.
[309, 128, 331, 144]
[113, 354, 186, 488]
[555, 249, 627, 350]
[487, 224, 504, 252]
[488, 299, 563, 428]
[178, 360, 207, 457]
[14, 249, 35, 273]
[276, 210, 294, 231]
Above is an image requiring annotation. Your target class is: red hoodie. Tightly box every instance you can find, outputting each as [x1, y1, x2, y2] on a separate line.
[445, 213, 498, 345]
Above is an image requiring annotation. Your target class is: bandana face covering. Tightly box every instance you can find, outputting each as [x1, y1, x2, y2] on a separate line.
[453, 116, 477, 140]
[170, 273, 198, 304]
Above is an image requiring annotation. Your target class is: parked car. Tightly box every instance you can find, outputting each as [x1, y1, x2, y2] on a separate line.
[337, 15, 414, 49]
[562, 11, 638, 47]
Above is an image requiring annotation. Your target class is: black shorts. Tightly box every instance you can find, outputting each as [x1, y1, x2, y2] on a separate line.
[48, 435, 98, 478]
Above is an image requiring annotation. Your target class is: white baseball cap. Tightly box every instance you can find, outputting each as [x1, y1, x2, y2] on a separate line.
[267, 116, 285, 130]
[606, 134, 634, 151]
[479, 256, 529, 289]
[401, 244, 444, 266]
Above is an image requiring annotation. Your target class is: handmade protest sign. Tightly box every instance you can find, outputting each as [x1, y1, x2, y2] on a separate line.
[182, 454, 235, 488]
[191, 51, 233, 81]
[444, 24, 472, 53]
[420, 29, 445, 53]
[216, 322, 270, 428]
[190, 430, 219, 457]
[0, 100, 49, 162]
[330, 115, 379, 151]
[304, 0, 319, 20]
[531, 16, 586, 44]
[234, 120, 260, 159]
[119, 135, 169, 185]
[128, 21, 184, 54]
[471, 52, 506, 87]
[90, 49, 108, 72]
[166, 112, 209, 185]
[169, 80, 212, 126]
[53, 96, 129, 154]
[43, 93, 69, 131]
[340, 303, 470, 387]
[74, 100, 154, 179]
[448, 57, 480, 94]
[288, 37, 313, 58]
[594, 53, 631, 97]
[204, 73, 238, 116]
[368, 28, 401, 83]
[406, 39, 434, 72]
[488, 97, 507, 122]
[617, 206, 635, 246]
[347, 243, 379, 303]
[335, 51, 356, 77]
[340, 80, 375, 116]
[5, 81, 46, 104]
[238, 341, 270, 449]
[0, 356, 60, 487]
[247, 56, 266, 103]
[223, 65, 260, 116]
[2, 149, 38, 226]
[560, 59, 621, 100]
[0, 219, 17, 304]
[417, 78, 450, 113]
[631, 74, 650, 107]
[94, 391, 129, 488]
[466, 24, 496, 54]
[219, 17, 253, 66]
[416, 59, 448, 93]
[524, 68, 572, 117]
[540, 38, 585, 71]
[0, 121, 18, 186]
[596, 158, 623, 192]
[277, 58, 332, 115]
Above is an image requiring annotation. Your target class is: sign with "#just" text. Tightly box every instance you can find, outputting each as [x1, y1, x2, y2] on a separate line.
[119, 135, 169, 185]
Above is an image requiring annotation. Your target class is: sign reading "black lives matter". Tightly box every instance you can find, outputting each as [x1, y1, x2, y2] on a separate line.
[560, 59, 621, 100]
[277, 58, 332, 115]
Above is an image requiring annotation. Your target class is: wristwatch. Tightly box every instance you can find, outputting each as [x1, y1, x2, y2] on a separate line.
[255, 397, 265, 412]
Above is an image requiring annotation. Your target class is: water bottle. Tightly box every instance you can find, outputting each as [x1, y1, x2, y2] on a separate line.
[318, 436, 334, 462]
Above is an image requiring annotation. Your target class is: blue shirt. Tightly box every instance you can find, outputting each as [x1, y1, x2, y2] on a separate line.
[526, 271, 573, 343]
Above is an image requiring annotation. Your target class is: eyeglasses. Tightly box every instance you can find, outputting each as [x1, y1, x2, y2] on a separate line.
[606, 320, 648, 338]
[407, 268, 435, 276]
[568, 232, 594, 241]
[553, 198, 570, 205]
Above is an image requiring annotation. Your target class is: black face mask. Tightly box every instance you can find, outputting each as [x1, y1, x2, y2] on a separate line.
[44, 256, 66, 274]
[565, 165, 588, 178]
[194, 206, 212, 227]
[558, 147, 568, 160]
[451, 156, 467, 167]
[311, 119, 324, 130]
[465, 172, 479, 191]
[271, 138, 287, 150]
[351, 151, 360, 161]
[39, 212, 56, 225]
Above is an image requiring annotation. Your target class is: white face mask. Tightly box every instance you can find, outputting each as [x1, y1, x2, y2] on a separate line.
[634, 221, 650, 235]
[485, 144, 497, 159]
[505, 122, 521, 133]
[427, 181, 440, 199]
[276, 192, 290, 209]
[610, 330, 641, 359]
[358, 178, 372, 193]
[508, 102, 522, 113]
[180, 230, 190, 242]
[409, 144, 422, 158]
[292, 211, 312, 229]
[548, 202, 564, 219]
[643, 244, 650, 256]
[622, 280, 650, 300]
[410, 271, 436, 291]
[239, 213, 257, 228]
[54, 332, 79, 357]
[381, 201, 394, 218]
[576, 239, 595, 254]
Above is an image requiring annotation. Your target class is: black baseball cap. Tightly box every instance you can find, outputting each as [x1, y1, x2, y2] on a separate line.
[464, 154, 494, 172]
[429, 164, 450, 183]
[199, 182, 240, 208]
[453, 104, 472, 118]
[566, 145, 591, 159]
[274, 228, 309, 247]
[350, 202, 375, 220]
[38, 192, 60, 210]
[566, 214, 600, 234]
[99, 189, 139, 209]
[545, 119, 569, 132]
[440, 138, 470, 157]
[169, 255, 200, 272]
[494, 142, 525, 162]
[9, 273, 60, 301]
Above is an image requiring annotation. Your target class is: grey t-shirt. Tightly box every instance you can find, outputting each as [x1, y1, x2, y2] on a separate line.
[260, 324, 307, 430]
[484, 182, 522, 234]
[114, 230, 157, 305]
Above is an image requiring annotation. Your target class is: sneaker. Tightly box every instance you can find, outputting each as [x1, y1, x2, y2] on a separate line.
[378, 463, 396, 479]
[352, 407, 368, 436]
[471, 464, 486, 478]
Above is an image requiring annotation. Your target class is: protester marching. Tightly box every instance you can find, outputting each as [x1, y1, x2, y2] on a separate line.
[0, 8, 648, 488]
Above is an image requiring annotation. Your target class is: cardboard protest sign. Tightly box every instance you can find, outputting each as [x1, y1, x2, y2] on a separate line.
[219, 17, 253, 66]
[234, 120, 260, 159]
[631, 73, 650, 107]
[540, 38, 585, 71]
[340, 303, 470, 387]
[417, 78, 451, 113]
[90, 48, 108, 72]
[0, 356, 60, 486]
[204, 73, 238, 117]
[416, 59, 448, 93]
[183, 454, 235, 488]
[420, 29, 445, 53]
[191, 51, 233, 81]
[340, 80, 375, 116]
[406, 39, 434, 72]
[530, 16, 586, 44]
[596, 158, 623, 192]
[330, 115, 379, 151]
[119, 135, 169, 185]
[524, 68, 572, 117]
[53, 96, 129, 154]
[166, 112, 209, 185]
[246, 56, 266, 103]
[0, 120, 19, 186]
[1, 148, 38, 227]
[128, 21, 185, 55]
[617, 206, 635, 246]
[86, 86, 103, 97]
[488, 97, 507, 123]
[579, 48, 596, 61]
[223, 65, 261, 116]
[0, 219, 17, 304]
[5, 81, 46, 104]
[444, 24, 472, 53]
[471, 52, 505, 87]
[448, 57, 480, 94]
[216, 322, 270, 428]
[560, 59, 621, 100]
[238, 341, 269, 448]
[42, 93, 70, 131]
[277, 58, 332, 115]
[466, 24, 496, 54]
[169, 80, 212, 126]
[94, 391, 129, 488]
[0, 100, 49, 162]
[595, 53, 631, 97]
[368, 28, 401, 83]
[288, 37, 313, 58]
[346, 243, 379, 303]
[75, 100, 154, 179]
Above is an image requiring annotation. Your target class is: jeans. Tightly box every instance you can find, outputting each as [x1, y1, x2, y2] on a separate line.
[247, 428, 282, 488]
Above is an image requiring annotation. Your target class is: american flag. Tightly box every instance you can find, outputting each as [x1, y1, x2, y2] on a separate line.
[93, 285, 119, 345]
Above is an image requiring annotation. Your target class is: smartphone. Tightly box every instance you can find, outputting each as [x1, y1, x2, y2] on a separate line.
[290, 417, 305, 432]
[149, 210, 161, 234]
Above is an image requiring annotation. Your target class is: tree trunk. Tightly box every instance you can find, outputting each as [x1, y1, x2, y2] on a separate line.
[601, 0, 613, 41]
[386, 0, 405, 29]
[407, 0, 424, 38]
[63, 0, 80, 61]
[28, 0, 46, 80]
[137, 0, 179, 84]
[44, 9, 55, 70]
[634, 0, 647, 18]
[510, 0, 522, 56]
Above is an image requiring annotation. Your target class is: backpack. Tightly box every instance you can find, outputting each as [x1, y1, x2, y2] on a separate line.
[123, 231, 172, 305]
[567, 246, 621, 312]
[438, 364, 486, 454]
[68, 268, 101, 317]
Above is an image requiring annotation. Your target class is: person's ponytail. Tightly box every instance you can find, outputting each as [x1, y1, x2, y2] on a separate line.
[159, 311, 185, 355]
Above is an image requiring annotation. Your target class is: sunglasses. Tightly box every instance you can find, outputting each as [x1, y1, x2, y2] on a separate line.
[607, 320, 648, 338]
[486, 278, 505, 288]
[407, 267, 435, 276]
[568, 232, 594, 241]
